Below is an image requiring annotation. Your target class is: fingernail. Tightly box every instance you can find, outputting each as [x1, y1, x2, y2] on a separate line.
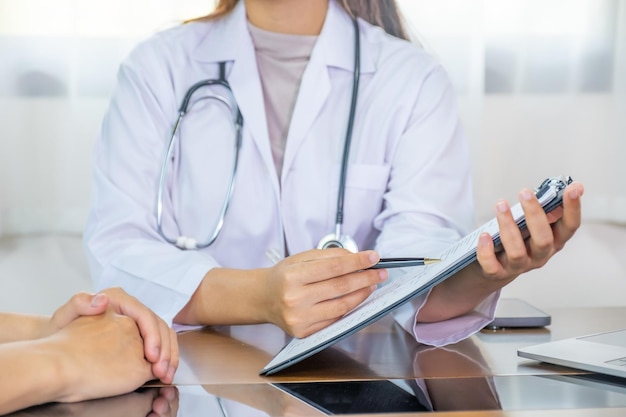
[520, 189, 533, 201]
[378, 269, 388, 281]
[167, 366, 176, 383]
[496, 201, 508, 213]
[149, 346, 160, 362]
[478, 233, 491, 248]
[568, 187, 579, 199]
[90, 293, 106, 307]
[368, 251, 380, 264]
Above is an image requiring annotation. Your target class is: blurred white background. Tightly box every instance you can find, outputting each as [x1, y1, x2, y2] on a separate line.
[0, 0, 625, 314]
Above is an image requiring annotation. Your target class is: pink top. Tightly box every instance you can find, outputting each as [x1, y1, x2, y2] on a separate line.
[248, 21, 317, 177]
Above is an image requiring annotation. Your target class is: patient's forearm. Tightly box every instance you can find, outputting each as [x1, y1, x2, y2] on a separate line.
[0, 339, 67, 414]
[0, 313, 47, 343]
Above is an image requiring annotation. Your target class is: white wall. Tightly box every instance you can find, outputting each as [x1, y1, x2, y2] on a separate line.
[401, 0, 626, 225]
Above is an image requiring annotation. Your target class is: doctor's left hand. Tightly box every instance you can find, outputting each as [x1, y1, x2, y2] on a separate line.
[260, 248, 387, 338]
[418, 181, 583, 324]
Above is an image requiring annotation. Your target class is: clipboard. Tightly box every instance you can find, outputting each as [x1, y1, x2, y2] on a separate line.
[260, 175, 573, 376]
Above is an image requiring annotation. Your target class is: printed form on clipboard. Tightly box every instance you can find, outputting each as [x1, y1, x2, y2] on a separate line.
[260, 175, 573, 376]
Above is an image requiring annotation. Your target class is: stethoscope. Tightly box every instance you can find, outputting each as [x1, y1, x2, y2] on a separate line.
[156, 17, 360, 252]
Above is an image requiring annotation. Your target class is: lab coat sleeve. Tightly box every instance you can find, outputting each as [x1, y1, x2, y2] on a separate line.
[83, 43, 218, 324]
[374, 63, 498, 346]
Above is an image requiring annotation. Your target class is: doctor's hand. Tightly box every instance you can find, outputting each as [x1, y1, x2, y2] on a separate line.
[475, 181, 584, 281]
[419, 181, 584, 323]
[45, 288, 179, 384]
[261, 248, 387, 338]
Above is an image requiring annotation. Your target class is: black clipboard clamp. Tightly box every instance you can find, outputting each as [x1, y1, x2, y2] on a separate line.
[535, 175, 572, 200]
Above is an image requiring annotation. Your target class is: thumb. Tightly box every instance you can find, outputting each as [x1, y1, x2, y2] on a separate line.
[50, 292, 110, 331]
[88, 292, 110, 312]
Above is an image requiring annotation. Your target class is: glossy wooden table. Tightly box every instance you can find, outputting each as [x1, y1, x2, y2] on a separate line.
[173, 306, 626, 416]
[174, 306, 626, 383]
[8, 307, 626, 416]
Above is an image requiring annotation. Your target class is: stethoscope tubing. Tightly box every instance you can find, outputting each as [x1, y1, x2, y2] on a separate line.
[315, 17, 360, 252]
[157, 19, 359, 251]
[156, 65, 243, 249]
[333, 17, 361, 235]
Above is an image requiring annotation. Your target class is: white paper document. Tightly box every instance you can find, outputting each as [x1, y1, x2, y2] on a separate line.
[260, 176, 572, 375]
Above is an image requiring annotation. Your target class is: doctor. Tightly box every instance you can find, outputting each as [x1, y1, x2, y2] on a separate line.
[84, 0, 583, 345]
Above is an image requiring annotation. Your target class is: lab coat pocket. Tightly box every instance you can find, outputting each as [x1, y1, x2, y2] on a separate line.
[343, 163, 390, 232]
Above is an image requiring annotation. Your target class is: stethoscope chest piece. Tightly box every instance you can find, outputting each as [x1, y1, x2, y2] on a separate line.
[317, 232, 359, 253]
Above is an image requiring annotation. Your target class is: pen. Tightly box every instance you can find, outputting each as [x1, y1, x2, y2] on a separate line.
[368, 257, 441, 269]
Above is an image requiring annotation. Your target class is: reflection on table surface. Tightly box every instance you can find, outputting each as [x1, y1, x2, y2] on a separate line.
[7, 307, 626, 416]
[5, 387, 180, 417]
[174, 307, 626, 384]
[8, 374, 626, 417]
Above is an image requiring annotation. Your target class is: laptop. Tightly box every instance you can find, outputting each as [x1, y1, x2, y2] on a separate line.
[518, 328, 626, 379]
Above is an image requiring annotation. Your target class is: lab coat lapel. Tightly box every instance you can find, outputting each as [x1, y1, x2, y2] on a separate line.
[191, 2, 276, 188]
[228, 42, 276, 183]
[281, 45, 331, 179]
[281, 0, 369, 179]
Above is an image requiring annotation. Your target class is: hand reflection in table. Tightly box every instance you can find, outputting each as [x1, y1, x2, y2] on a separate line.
[4, 386, 179, 417]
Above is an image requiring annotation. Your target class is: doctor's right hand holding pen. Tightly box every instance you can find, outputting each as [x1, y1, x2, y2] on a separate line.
[175, 248, 388, 338]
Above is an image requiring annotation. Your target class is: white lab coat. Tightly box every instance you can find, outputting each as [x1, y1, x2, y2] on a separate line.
[84, 0, 498, 346]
